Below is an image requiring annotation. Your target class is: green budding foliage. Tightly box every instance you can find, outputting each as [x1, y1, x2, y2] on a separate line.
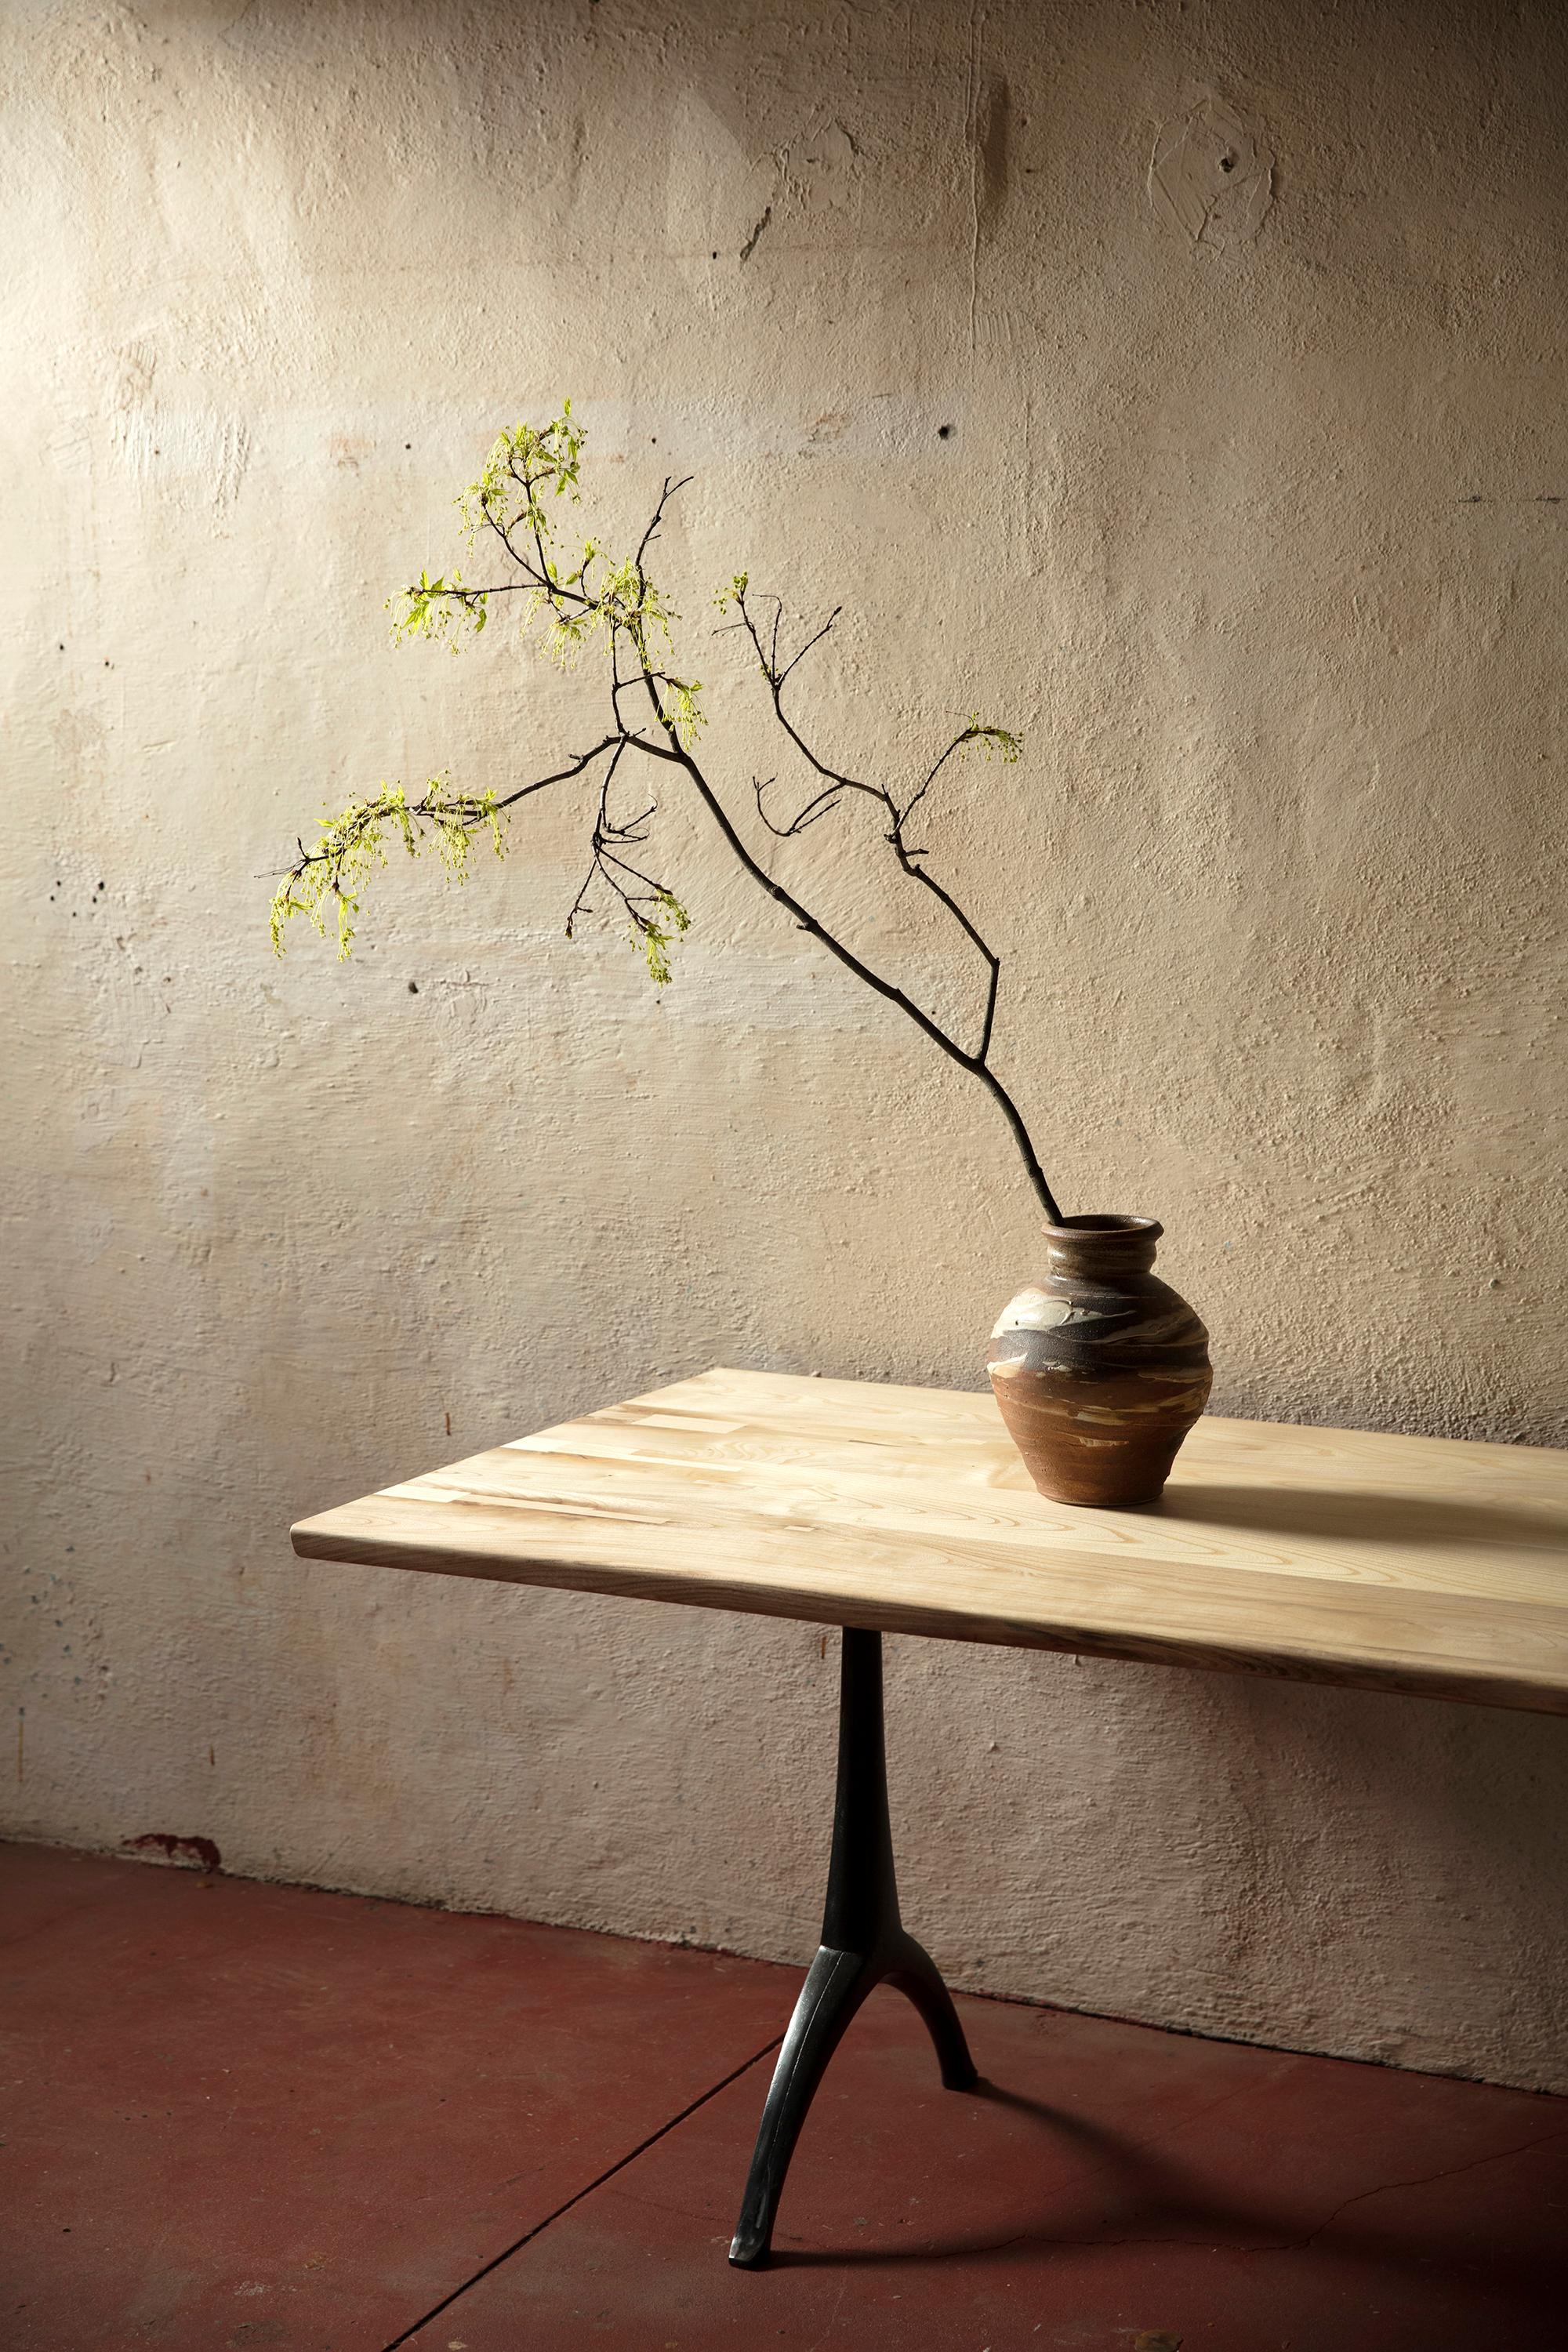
[269, 781, 504, 960]
[270, 406, 1015, 1002]
[263, 405, 1062, 1215]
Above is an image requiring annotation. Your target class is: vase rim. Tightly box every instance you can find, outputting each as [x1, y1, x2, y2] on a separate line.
[1044, 1213, 1163, 1242]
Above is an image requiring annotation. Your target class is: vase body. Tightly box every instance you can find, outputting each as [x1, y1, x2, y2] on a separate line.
[987, 1216, 1211, 1508]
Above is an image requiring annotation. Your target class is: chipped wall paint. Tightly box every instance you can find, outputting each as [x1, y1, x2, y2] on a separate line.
[2, 0, 1566, 2092]
[1149, 89, 1275, 249]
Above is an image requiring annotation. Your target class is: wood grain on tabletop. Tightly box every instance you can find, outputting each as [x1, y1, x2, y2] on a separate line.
[292, 1367, 1568, 1715]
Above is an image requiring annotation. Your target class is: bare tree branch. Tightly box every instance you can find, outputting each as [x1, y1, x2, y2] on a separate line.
[711, 583, 1046, 1196]
[620, 604, 1062, 1222]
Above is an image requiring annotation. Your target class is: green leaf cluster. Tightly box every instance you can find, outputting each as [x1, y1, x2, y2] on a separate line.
[458, 404, 586, 548]
[636, 888, 692, 989]
[390, 568, 489, 649]
[383, 407, 706, 757]
[960, 717, 1022, 762]
[269, 779, 506, 960]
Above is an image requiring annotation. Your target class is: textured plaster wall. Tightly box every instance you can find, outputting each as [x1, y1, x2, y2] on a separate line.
[4, 0, 1566, 2091]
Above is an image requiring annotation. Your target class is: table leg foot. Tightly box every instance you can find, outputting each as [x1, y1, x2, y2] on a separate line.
[883, 1929, 979, 2092]
[728, 1944, 874, 2267]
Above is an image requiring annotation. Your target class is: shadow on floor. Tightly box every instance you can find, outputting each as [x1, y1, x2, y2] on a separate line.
[769, 2077, 1568, 2303]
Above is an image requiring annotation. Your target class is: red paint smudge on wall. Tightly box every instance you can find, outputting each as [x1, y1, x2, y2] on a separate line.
[123, 1831, 222, 1873]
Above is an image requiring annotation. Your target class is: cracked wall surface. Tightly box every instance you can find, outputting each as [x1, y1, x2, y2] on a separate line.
[2, 0, 1566, 2091]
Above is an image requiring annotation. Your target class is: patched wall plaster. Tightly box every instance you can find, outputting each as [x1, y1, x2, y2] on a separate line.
[4, 0, 1566, 2092]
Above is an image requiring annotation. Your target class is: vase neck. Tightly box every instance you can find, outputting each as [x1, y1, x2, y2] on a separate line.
[1043, 1214, 1162, 1279]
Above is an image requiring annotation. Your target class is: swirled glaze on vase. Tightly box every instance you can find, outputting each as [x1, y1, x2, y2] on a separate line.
[987, 1216, 1212, 1507]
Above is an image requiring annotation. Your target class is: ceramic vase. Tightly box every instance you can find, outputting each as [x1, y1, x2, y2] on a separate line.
[987, 1215, 1211, 1508]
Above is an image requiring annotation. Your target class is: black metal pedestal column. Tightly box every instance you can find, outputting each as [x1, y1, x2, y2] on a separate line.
[728, 1627, 978, 2268]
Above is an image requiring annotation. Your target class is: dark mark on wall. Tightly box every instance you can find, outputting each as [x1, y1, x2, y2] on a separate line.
[739, 203, 771, 263]
[1456, 494, 1562, 505]
[972, 72, 1010, 230]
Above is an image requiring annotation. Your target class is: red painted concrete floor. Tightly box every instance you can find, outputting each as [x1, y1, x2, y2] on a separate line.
[2, 1842, 1565, 2352]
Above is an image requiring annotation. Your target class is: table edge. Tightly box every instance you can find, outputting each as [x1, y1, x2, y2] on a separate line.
[289, 1515, 1568, 1718]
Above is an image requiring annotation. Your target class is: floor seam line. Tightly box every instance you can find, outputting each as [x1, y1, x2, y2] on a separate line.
[378, 2031, 784, 2350]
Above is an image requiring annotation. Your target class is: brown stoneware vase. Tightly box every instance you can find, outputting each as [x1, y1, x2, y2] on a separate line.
[987, 1215, 1211, 1508]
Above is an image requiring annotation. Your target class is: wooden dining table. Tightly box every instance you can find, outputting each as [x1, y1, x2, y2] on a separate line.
[291, 1365, 1568, 2266]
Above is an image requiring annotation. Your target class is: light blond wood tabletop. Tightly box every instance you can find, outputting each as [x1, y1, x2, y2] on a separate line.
[292, 1367, 1568, 1716]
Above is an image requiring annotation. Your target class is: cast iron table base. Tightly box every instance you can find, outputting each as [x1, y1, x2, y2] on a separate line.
[728, 1627, 978, 2267]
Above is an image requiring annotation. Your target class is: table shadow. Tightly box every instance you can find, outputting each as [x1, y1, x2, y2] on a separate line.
[768, 2079, 1568, 2303]
[1153, 1483, 1565, 1552]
